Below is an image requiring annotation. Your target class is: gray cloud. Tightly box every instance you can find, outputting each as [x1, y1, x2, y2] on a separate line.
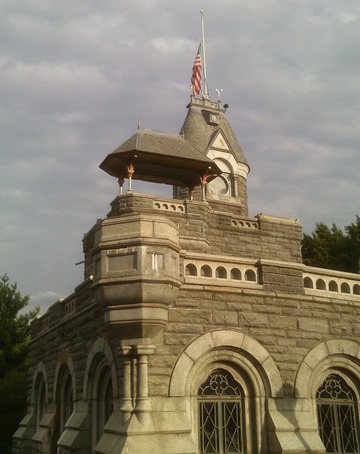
[1, 0, 359, 307]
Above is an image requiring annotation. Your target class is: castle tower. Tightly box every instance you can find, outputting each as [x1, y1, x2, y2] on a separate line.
[175, 96, 250, 216]
[13, 90, 360, 454]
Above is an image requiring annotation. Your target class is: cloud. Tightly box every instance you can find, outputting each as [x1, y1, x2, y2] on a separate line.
[1, 0, 359, 305]
[29, 291, 63, 314]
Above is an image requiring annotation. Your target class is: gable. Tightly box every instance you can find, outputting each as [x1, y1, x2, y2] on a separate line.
[210, 130, 230, 151]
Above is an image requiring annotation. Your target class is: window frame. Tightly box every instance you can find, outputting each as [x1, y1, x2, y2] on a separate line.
[316, 374, 360, 454]
[198, 368, 246, 453]
[194, 363, 257, 454]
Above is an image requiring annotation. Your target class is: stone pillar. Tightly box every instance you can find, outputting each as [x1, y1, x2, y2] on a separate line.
[118, 346, 133, 423]
[134, 345, 155, 424]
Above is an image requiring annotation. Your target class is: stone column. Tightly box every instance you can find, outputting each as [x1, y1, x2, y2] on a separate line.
[134, 345, 155, 424]
[118, 346, 133, 423]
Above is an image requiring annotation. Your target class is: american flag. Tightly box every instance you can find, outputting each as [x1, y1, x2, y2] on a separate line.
[191, 44, 202, 96]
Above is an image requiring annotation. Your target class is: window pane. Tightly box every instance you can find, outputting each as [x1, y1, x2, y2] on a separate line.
[222, 402, 243, 453]
[198, 369, 244, 454]
[317, 403, 337, 452]
[316, 375, 360, 454]
[338, 404, 359, 453]
[199, 401, 219, 453]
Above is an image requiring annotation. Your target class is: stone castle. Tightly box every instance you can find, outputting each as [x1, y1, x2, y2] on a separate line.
[14, 96, 360, 453]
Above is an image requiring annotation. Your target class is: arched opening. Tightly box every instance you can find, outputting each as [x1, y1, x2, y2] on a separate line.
[52, 367, 73, 454]
[34, 373, 46, 429]
[316, 374, 360, 453]
[341, 282, 350, 294]
[95, 366, 113, 443]
[354, 284, 360, 295]
[329, 280, 338, 292]
[198, 369, 244, 453]
[245, 269, 256, 282]
[304, 277, 314, 288]
[230, 268, 241, 281]
[207, 159, 234, 198]
[201, 265, 212, 278]
[316, 279, 326, 290]
[216, 266, 227, 279]
[185, 263, 197, 276]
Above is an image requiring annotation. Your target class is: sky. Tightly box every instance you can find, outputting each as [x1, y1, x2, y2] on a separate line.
[1, 0, 359, 313]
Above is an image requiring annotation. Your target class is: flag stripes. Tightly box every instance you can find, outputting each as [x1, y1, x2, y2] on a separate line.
[191, 44, 202, 96]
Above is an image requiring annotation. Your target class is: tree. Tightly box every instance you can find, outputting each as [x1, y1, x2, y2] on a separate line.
[302, 216, 360, 273]
[0, 274, 39, 454]
[344, 215, 360, 273]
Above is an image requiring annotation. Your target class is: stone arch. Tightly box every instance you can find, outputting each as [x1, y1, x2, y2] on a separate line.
[185, 263, 197, 276]
[82, 337, 118, 401]
[303, 276, 313, 288]
[169, 329, 283, 398]
[294, 339, 360, 398]
[31, 361, 49, 405]
[53, 351, 77, 402]
[245, 269, 257, 282]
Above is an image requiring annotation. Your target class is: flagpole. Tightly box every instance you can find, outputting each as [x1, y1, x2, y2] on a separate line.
[200, 11, 209, 98]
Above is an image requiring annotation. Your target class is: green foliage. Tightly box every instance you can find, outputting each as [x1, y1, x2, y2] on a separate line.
[0, 274, 39, 454]
[302, 216, 360, 273]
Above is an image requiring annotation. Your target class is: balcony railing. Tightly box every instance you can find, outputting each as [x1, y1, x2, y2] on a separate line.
[303, 266, 360, 298]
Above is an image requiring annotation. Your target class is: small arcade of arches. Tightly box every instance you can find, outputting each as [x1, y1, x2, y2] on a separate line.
[303, 275, 360, 296]
[185, 262, 258, 285]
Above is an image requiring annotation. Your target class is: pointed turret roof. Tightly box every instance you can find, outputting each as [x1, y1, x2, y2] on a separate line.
[180, 97, 249, 170]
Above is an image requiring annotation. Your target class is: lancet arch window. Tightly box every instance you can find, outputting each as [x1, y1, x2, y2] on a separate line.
[34, 373, 46, 428]
[198, 368, 245, 454]
[95, 365, 113, 443]
[60, 368, 73, 432]
[316, 374, 360, 453]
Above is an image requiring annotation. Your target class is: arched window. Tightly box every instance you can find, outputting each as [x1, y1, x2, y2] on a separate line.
[34, 373, 46, 428]
[316, 374, 360, 453]
[96, 366, 113, 442]
[60, 369, 73, 432]
[198, 369, 245, 453]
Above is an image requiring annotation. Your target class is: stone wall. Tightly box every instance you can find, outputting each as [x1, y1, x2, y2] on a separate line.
[13, 193, 360, 454]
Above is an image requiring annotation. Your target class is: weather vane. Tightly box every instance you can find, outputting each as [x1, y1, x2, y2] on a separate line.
[215, 88, 223, 102]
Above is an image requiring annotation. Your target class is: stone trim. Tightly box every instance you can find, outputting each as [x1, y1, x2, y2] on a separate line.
[295, 339, 360, 398]
[82, 337, 118, 401]
[169, 329, 283, 398]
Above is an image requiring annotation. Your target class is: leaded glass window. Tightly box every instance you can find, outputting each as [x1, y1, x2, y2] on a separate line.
[198, 369, 244, 454]
[316, 374, 360, 453]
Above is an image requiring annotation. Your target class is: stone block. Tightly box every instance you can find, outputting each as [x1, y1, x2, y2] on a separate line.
[298, 317, 329, 333]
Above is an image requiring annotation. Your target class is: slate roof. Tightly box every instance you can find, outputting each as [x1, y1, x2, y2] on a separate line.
[100, 128, 221, 187]
[100, 98, 249, 188]
[180, 100, 249, 168]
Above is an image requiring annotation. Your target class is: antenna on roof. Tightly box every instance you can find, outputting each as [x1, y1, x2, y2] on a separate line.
[200, 11, 210, 99]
